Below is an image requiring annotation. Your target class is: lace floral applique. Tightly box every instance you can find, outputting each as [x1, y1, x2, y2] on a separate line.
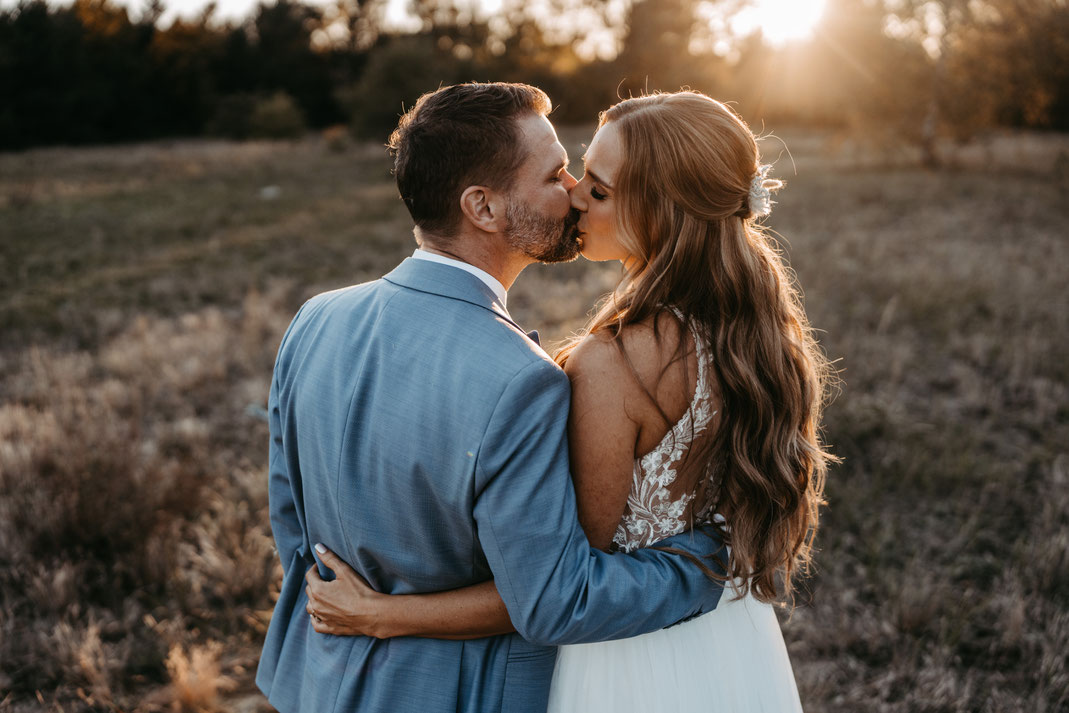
[611, 311, 718, 553]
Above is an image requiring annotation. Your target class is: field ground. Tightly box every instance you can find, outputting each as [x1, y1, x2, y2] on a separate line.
[1, 127, 1067, 712]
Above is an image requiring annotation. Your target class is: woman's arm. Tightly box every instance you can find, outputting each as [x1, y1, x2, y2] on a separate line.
[305, 545, 514, 639]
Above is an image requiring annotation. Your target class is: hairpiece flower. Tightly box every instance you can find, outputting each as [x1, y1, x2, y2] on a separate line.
[748, 164, 783, 218]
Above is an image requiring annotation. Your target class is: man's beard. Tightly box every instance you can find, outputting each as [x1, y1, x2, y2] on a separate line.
[503, 201, 582, 264]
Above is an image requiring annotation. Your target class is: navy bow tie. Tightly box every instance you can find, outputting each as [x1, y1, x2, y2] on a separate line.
[526, 329, 540, 346]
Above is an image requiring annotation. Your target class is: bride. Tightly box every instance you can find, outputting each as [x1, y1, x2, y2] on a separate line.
[304, 91, 834, 711]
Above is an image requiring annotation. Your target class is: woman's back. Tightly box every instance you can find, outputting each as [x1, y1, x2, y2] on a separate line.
[607, 308, 720, 552]
[562, 308, 719, 551]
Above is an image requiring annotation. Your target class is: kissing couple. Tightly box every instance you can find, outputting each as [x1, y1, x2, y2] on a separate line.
[256, 82, 834, 713]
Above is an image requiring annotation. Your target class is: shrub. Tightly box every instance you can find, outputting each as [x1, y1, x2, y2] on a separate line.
[207, 93, 258, 140]
[248, 91, 307, 139]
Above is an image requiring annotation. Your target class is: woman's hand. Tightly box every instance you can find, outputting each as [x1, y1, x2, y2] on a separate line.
[305, 544, 389, 638]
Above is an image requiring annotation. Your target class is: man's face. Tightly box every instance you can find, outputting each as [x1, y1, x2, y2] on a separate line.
[502, 114, 581, 263]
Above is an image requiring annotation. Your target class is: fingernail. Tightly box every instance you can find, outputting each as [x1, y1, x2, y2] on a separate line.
[314, 543, 326, 554]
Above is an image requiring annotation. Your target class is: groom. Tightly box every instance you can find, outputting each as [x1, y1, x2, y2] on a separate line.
[257, 82, 725, 713]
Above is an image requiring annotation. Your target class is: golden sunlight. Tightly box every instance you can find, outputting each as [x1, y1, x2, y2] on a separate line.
[732, 0, 828, 45]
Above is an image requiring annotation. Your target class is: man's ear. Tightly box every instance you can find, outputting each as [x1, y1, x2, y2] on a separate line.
[459, 185, 506, 233]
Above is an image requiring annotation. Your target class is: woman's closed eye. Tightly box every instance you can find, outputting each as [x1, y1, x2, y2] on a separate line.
[590, 186, 608, 201]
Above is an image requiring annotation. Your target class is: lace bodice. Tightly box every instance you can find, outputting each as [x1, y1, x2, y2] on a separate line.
[611, 310, 718, 553]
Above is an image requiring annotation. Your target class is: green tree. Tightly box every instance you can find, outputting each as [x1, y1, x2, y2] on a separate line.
[338, 33, 464, 140]
[881, 0, 1069, 160]
[615, 0, 722, 94]
[251, 0, 341, 125]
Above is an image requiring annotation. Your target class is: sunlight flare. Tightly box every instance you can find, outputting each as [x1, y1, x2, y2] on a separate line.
[733, 0, 827, 45]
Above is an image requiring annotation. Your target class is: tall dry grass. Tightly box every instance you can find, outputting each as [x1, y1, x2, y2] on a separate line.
[1, 129, 1067, 711]
[0, 289, 291, 711]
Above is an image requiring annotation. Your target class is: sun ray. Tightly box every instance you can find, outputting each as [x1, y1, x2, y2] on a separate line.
[732, 0, 828, 45]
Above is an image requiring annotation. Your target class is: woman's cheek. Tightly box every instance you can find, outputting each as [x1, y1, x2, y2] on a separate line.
[581, 231, 611, 262]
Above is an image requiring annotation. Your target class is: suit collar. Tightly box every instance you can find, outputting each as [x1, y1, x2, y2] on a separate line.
[383, 258, 517, 328]
[411, 249, 508, 308]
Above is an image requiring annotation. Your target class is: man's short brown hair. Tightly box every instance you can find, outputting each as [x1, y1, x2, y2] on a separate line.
[388, 83, 552, 238]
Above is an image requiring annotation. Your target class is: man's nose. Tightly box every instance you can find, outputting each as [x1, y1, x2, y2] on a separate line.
[570, 177, 586, 211]
[562, 170, 578, 191]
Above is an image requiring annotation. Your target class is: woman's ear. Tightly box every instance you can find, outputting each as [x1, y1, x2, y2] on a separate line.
[459, 185, 506, 233]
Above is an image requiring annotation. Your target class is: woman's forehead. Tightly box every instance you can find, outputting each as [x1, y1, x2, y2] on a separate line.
[585, 123, 624, 176]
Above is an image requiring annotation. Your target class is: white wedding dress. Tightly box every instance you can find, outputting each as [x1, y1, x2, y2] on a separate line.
[546, 312, 804, 713]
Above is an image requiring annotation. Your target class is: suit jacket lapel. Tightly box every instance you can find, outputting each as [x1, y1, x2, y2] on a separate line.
[383, 258, 526, 334]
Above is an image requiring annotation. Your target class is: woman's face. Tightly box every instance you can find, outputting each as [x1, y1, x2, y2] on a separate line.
[571, 121, 631, 263]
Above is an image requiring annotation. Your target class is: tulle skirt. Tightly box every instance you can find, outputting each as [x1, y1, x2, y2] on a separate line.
[546, 584, 803, 713]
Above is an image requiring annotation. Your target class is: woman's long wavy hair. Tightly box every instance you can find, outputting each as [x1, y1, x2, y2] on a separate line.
[557, 92, 836, 603]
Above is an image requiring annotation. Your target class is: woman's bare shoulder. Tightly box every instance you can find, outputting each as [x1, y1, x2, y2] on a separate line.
[564, 311, 694, 422]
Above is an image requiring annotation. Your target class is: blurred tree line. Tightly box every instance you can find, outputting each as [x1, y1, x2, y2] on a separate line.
[1, 0, 1067, 150]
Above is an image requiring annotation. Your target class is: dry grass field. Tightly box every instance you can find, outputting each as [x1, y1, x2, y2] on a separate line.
[1, 126, 1067, 712]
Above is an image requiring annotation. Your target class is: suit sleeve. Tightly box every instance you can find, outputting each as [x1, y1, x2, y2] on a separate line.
[473, 359, 727, 646]
[266, 304, 312, 579]
[268, 372, 305, 577]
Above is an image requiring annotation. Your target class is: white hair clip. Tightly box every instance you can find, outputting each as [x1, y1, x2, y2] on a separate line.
[748, 164, 783, 218]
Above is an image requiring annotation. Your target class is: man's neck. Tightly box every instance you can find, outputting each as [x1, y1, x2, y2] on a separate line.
[417, 233, 529, 291]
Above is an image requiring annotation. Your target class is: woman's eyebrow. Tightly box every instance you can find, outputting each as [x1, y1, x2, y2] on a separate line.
[583, 163, 614, 191]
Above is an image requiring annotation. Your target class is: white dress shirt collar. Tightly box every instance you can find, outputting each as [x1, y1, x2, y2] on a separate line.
[411, 248, 508, 308]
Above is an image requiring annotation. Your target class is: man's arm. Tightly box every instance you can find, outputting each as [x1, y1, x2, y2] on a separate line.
[473, 359, 726, 647]
[266, 304, 314, 578]
[268, 373, 306, 576]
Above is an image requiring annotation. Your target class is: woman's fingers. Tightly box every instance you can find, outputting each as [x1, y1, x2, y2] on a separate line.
[313, 542, 339, 572]
[315, 542, 363, 583]
[305, 582, 332, 633]
[305, 587, 322, 619]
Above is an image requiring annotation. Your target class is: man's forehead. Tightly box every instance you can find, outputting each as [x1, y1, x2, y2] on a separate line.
[519, 114, 567, 162]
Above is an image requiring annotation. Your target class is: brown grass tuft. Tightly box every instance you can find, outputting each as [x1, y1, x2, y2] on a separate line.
[164, 642, 236, 713]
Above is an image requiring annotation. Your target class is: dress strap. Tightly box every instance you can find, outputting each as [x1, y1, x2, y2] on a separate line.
[665, 306, 713, 428]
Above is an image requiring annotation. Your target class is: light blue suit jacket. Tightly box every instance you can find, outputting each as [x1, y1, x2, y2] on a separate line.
[257, 258, 725, 713]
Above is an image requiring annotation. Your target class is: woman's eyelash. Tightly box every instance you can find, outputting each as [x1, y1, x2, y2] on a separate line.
[590, 186, 607, 201]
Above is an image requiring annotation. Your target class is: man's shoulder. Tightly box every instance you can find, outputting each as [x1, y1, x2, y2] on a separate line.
[281, 277, 395, 332]
[302, 276, 393, 311]
[290, 275, 558, 375]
